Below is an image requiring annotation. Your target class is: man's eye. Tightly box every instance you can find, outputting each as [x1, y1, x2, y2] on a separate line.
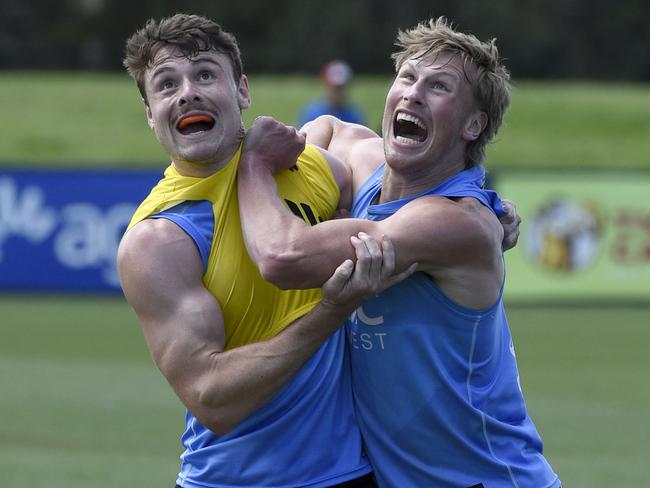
[199, 71, 213, 81]
[161, 80, 175, 90]
[432, 81, 447, 91]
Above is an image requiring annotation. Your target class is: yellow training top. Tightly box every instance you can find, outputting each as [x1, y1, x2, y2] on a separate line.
[127, 144, 340, 349]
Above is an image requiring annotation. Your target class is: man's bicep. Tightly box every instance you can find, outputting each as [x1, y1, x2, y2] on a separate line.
[289, 203, 436, 278]
[119, 220, 206, 317]
[381, 198, 500, 272]
[118, 220, 226, 384]
[291, 215, 420, 280]
[266, 198, 451, 287]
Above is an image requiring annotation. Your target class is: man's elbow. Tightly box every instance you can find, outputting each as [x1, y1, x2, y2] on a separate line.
[256, 251, 315, 289]
[191, 391, 240, 437]
[197, 414, 237, 437]
[166, 372, 238, 436]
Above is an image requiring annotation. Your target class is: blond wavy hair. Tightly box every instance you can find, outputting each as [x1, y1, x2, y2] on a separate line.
[392, 17, 511, 167]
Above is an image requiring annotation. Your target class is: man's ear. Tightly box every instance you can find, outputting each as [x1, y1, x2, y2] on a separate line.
[463, 111, 488, 141]
[145, 102, 155, 129]
[237, 75, 251, 110]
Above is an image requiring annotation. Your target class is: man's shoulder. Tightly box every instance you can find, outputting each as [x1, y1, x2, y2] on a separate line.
[118, 217, 201, 288]
[352, 136, 383, 161]
[403, 195, 502, 245]
[399, 196, 505, 308]
[344, 133, 383, 190]
[122, 217, 191, 252]
[414, 193, 499, 217]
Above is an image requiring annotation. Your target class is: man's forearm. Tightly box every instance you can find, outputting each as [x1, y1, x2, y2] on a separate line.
[198, 300, 350, 435]
[237, 157, 310, 280]
[238, 157, 368, 288]
[204, 231, 406, 434]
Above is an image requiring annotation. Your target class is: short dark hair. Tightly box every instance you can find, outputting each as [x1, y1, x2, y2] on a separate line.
[123, 13, 243, 104]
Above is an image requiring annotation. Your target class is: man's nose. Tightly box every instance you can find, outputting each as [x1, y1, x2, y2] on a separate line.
[178, 79, 202, 106]
[402, 80, 424, 105]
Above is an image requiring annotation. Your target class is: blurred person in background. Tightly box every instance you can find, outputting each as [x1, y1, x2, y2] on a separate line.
[238, 17, 558, 487]
[297, 60, 366, 127]
[117, 13, 414, 488]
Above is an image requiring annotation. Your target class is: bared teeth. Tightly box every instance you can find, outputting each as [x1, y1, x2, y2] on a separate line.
[177, 114, 213, 129]
[395, 112, 426, 130]
[394, 111, 427, 143]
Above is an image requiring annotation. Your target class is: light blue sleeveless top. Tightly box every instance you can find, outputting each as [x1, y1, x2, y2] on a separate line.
[152, 202, 371, 488]
[348, 164, 560, 487]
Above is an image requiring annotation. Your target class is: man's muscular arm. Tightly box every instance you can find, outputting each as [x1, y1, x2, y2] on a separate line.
[238, 117, 496, 286]
[118, 219, 411, 436]
[302, 116, 521, 251]
[302, 115, 380, 163]
[240, 118, 520, 290]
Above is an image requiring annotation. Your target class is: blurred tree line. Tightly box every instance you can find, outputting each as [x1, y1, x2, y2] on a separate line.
[1, 0, 648, 80]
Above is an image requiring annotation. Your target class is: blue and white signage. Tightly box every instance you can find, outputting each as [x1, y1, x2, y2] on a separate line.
[0, 168, 161, 293]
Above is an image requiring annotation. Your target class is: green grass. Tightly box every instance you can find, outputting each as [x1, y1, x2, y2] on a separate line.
[0, 296, 182, 486]
[507, 306, 650, 486]
[0, 297, 648, 486]
[1, 72, 649, 168]
[495, 81, 650, 169]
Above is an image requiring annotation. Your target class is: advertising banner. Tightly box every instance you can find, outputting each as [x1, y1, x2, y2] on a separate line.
[495, 169, 650, 302]
[3, 167, 648, 300]
[0, 168, 161, 293]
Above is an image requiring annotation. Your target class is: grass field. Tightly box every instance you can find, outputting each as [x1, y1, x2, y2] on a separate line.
[2, 72, 650, 168]
[1, 297, 648, 486]
[1, 73, 649, 486]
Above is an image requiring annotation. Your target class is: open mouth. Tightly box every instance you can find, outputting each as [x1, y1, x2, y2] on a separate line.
[393, 112, 427, 144]
[176, 114, 216, 135]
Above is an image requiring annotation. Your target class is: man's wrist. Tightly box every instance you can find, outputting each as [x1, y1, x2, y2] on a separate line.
[239, 152, 271, 173]
[317, 297, 361, 322]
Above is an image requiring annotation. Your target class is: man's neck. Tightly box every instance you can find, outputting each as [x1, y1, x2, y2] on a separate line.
[379, 160, 465, 203]
[172, 143, 241, 178]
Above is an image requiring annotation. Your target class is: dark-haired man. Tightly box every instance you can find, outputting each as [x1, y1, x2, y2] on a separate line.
[118, 13, 412, 488]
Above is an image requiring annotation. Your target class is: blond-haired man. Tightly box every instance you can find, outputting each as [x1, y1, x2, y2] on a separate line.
[238, 18, 559, 487]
